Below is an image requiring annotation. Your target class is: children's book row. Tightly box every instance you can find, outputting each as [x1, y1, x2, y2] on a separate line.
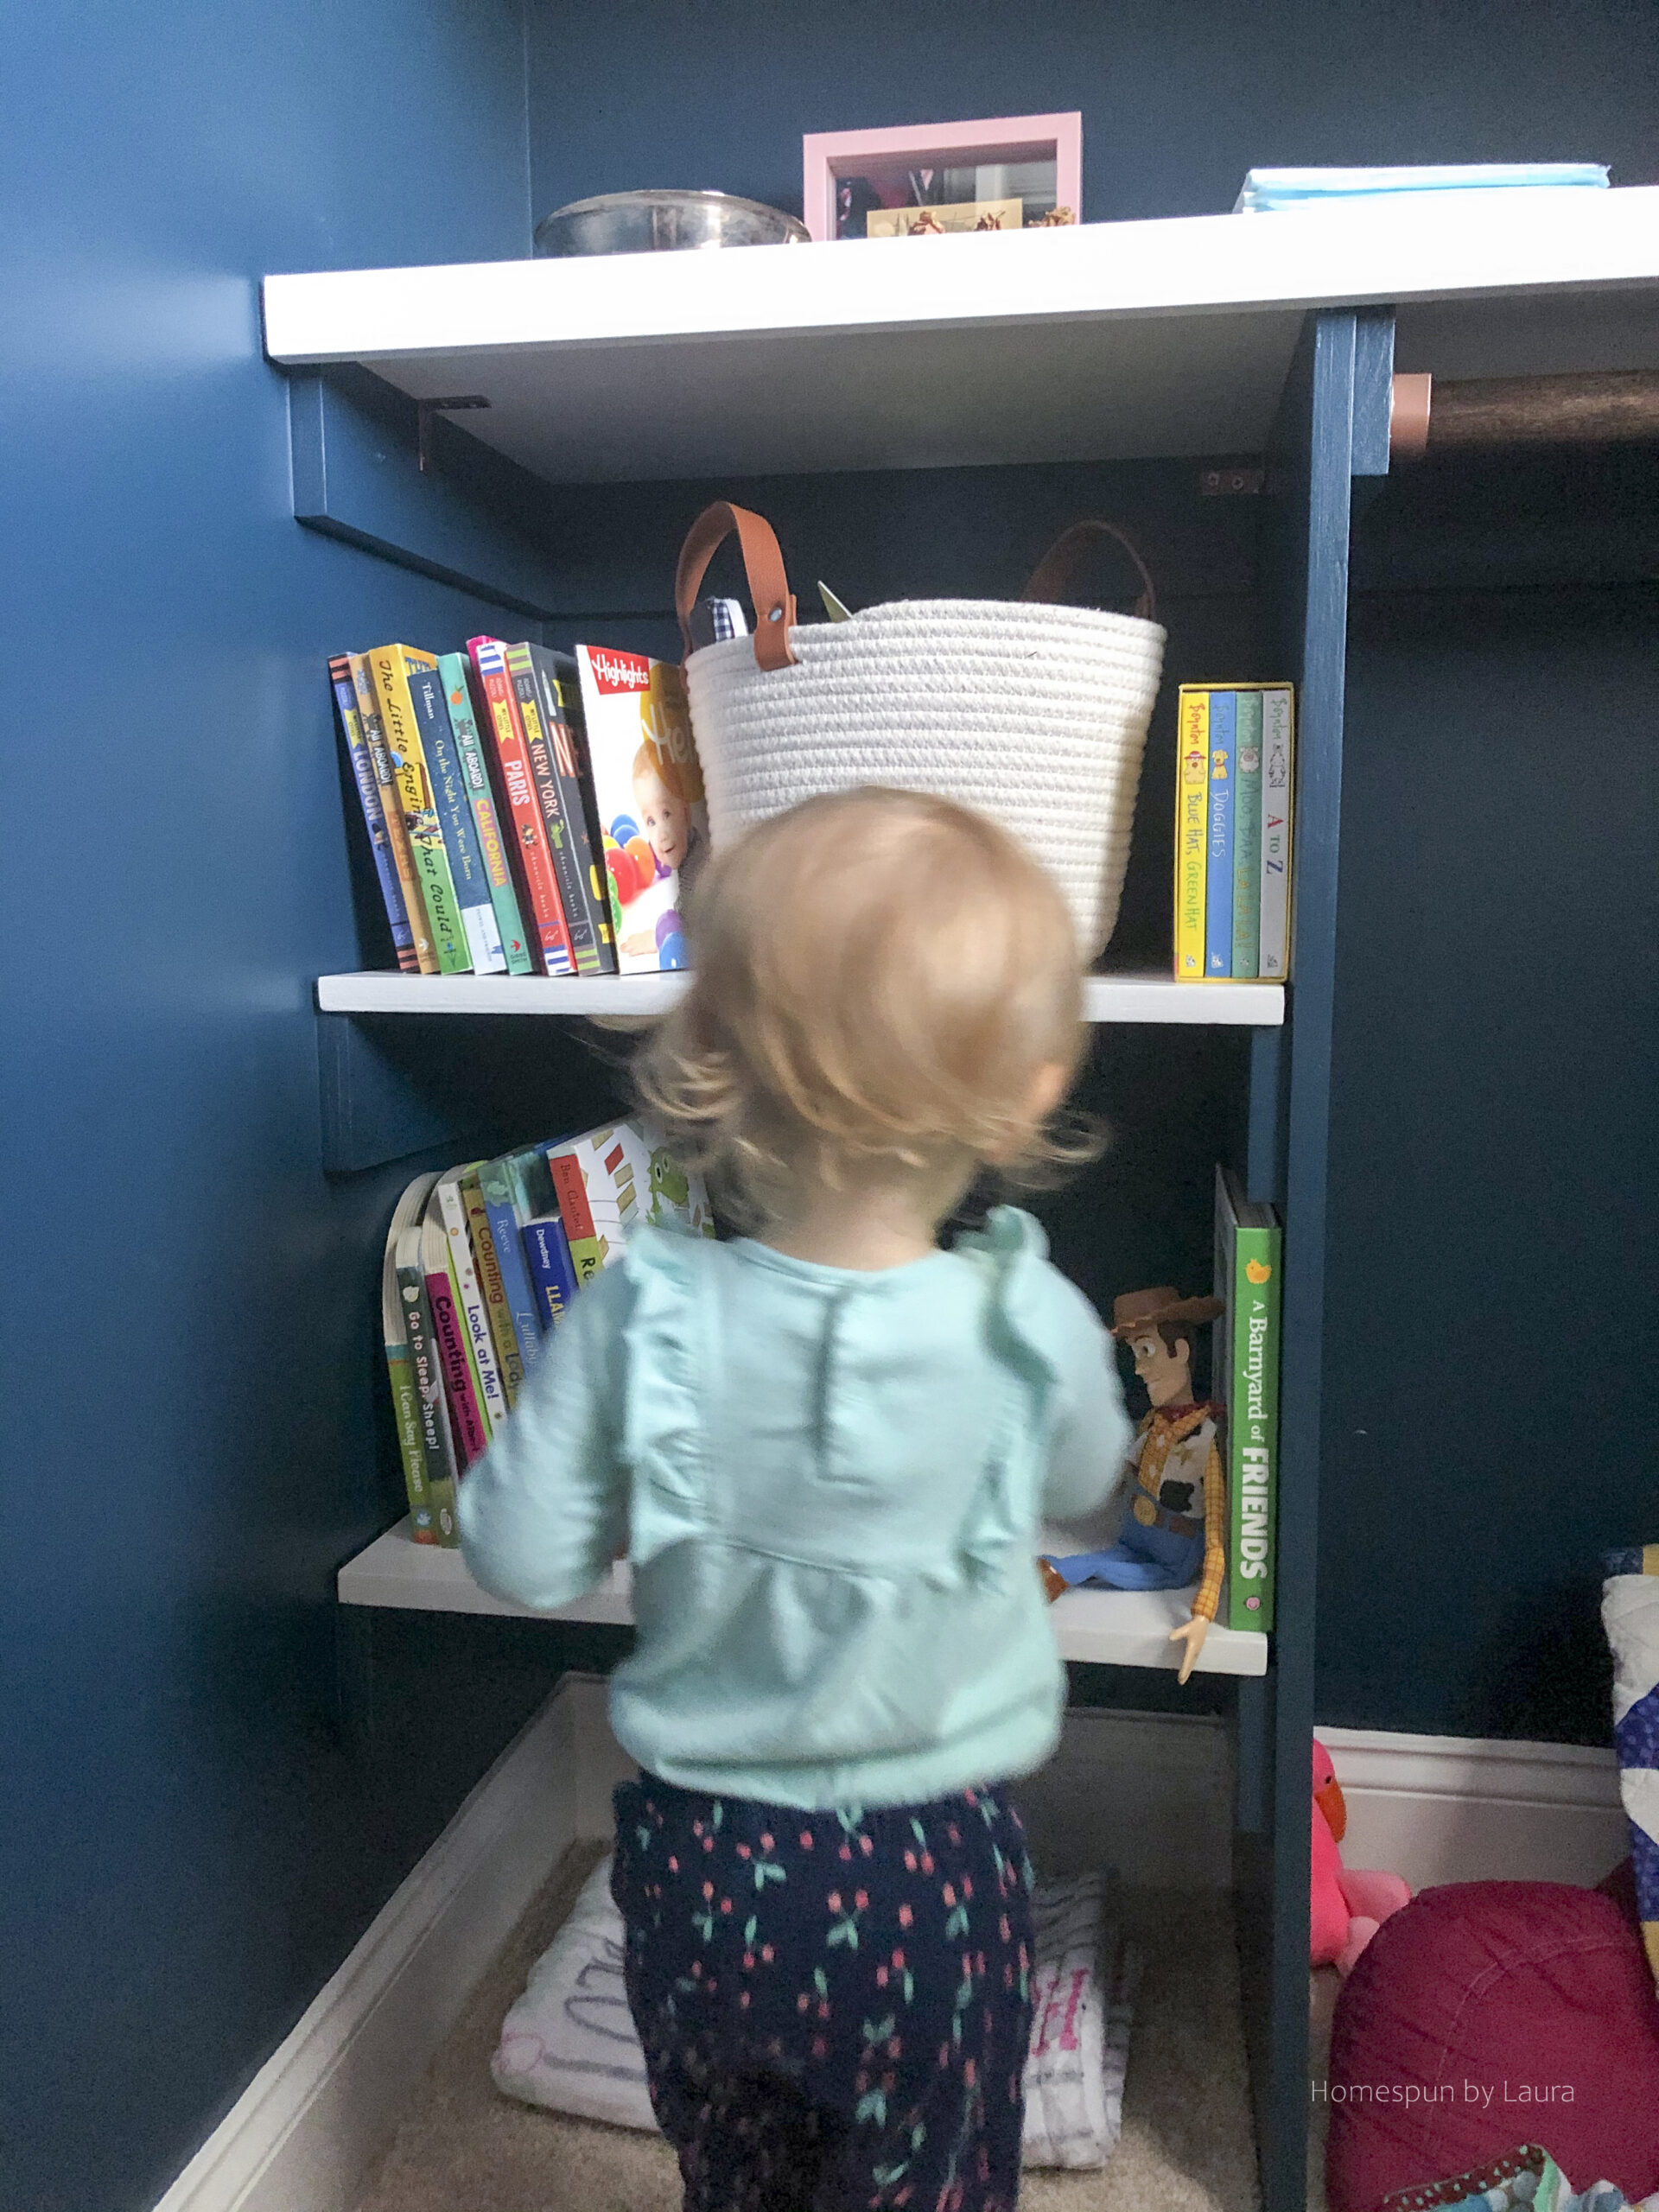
[382, 1119, 715, 1545]
[1173, 684, 1296, 982]
[332, 636, 709, 985]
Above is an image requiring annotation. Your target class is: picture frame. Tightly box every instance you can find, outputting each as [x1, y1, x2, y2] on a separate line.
[801, 113, 1083, 244]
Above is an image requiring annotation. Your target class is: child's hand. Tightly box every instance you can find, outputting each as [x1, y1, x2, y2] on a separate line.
[1168, 1614, 1209, 1685]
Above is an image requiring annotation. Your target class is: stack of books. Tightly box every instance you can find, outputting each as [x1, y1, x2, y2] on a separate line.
[384, 1118, 714, 1546]
[331, 637, 709, 983]
[1173, 683, 1295, 983]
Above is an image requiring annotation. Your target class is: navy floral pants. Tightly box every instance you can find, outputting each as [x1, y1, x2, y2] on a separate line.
[610, 1774, 1035, 2212]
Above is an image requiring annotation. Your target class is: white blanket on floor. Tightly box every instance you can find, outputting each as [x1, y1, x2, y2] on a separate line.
[492, 1859, 1137, 2168]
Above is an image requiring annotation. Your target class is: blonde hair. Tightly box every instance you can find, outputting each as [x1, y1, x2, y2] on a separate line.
[633, 786, 1093, 1228]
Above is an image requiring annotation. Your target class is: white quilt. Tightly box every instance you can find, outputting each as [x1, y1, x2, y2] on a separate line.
[493, 1859, 1138, 2168]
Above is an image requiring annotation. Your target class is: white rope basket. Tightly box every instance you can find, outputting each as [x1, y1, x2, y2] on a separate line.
[676, 505, 1167, 957]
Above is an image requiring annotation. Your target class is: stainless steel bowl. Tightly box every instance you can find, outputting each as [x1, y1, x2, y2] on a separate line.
[533, 189, 810, 257]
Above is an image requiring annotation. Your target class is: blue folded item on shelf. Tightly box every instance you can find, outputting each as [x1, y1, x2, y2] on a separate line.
[1234, 163, 1609, 213]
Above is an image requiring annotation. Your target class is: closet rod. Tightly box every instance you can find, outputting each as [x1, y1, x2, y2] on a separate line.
[1389, 369, 1659, 459]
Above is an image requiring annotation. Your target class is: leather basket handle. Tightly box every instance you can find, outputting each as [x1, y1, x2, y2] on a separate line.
[676, 501, 799, 671]
[1020, 520, 1157, 621]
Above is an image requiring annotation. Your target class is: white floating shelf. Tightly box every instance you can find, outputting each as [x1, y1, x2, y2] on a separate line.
[264, 189, 1659, 481]
[315, 970, 1282, 1026]
[337, 1517, 1267, 1678]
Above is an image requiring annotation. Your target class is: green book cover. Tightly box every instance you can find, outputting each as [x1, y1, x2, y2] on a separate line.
[384, 1342, 432, 1535]
[1229, 1211, 1281, 1632]
[395, 1222, 461, 1546]
[1230, 689, 1263, 979]
[438, 652, 534, 976]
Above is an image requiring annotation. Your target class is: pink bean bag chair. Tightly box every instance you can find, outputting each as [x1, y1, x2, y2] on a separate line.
[1312, 1738, 1413, 1975]
[1325, 1871, 1659, 2212]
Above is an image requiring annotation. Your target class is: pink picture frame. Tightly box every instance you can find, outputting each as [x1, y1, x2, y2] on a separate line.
[802, 113, 1083, 243]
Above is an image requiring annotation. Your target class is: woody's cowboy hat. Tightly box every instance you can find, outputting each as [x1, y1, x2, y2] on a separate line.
[1109, 1286, 1223, 1339]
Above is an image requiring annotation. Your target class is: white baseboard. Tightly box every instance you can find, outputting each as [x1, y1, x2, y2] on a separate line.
[152, 1684, 580, 2212]
[151, 1676, 1629, 2212]
[1316, 1724, 1625, 1891]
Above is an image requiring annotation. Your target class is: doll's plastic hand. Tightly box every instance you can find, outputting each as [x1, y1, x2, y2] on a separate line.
[1168, 1614, 1209, 1684]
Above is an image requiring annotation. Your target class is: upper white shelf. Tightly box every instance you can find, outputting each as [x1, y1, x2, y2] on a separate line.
[315, 969, 1283, 1027]
[263, 189, 1659, 481]
[336, 1516, 1268, 1678]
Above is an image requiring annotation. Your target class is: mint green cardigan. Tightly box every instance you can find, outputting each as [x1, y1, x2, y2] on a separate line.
[458, 1207, 1129, 1811]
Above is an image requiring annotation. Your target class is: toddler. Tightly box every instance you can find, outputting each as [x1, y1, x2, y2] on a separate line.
[460, 786, 1131, 2212]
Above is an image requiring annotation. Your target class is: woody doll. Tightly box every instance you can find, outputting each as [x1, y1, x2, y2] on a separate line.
[1039, 1287, 1225, 1684]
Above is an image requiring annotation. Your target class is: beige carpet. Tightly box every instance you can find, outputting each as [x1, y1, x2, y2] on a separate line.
[353, 1845, 1266, 2212]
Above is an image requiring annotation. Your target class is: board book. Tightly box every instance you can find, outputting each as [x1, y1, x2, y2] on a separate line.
[1212, 1165, 1281, 1632]
[383, 1172, 439, 1539]
[544, 1117, 715, 1287]
[573, 646, 708, 977]
[392, 1193, 460, 1545]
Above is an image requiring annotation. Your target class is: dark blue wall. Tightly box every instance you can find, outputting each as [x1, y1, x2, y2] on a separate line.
[1319, 570, 1659, 1740]
[0, 7, 567, 2209]
[526, 0, 1657, 228]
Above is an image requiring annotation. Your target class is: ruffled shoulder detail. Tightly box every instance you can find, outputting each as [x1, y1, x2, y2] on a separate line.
[619, 1226, 708, 1569]
[951, 1207, 1064, 1583]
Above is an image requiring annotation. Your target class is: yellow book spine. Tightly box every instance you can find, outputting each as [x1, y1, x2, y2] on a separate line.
[366, 645, 469, 974]
[350, 651, 438, 975]
[1175, 688, 1211, 978]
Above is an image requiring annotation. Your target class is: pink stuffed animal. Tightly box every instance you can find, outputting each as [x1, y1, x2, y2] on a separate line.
[1312, 1738, 1412, 1975]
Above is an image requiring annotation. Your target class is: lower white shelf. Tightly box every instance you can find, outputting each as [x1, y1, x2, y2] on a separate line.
[315, 969, 1283, 1025]
[337, 1518, 1268, 1678]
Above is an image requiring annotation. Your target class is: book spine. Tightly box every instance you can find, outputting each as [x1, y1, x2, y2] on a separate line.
[384, 1339, 436, 1539]
[461, 1167, 524, 1410]
[478, 1159, 546, 1371]
[435, 1175, 508, 1440]
[397, 1258, 461, 1543]
[1258, 687, 1295, 980]
[331, 656, 419, 973]
[1230, 689, 1263, 979]
[521, 1214, 579, 1328]
[439, 653, 534, 976]
[546, 1150, 606, 1285]
[408, 658, 505, 975]
[1204, 689, 1236, 978]
[531, 646, 618, 974]
[505, 644, 601, 976]
[351, 652, 437, 974]
[1174, 689, 1210, 979]
[1229, 1220, 1281, 1632]
[467, 636, 574, 976]
[367, 646, 471, 972]
[426, 1260, 489, 1467]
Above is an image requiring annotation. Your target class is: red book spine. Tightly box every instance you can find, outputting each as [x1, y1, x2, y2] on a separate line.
[466, 636, 574, 976]
[547, 1153, 595, 1241]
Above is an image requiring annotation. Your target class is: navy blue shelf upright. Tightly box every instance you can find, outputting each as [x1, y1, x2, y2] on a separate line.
[1233, 308, 1395, 2208]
